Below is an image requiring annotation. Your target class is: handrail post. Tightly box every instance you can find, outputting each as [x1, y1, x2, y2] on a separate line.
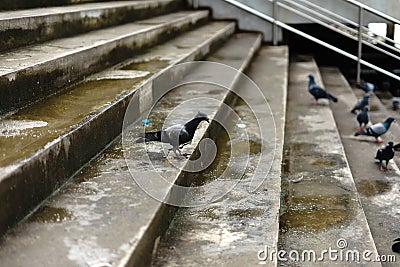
[193, 0, 199, 9]
[356, 6, 363, 84]
[273, 0, 278, 45]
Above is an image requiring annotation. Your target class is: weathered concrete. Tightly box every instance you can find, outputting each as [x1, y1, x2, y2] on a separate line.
[0, 33, 261, 267]
[195, 0, 281, 42]
[152, 46, 288, 267]
[0, 0, 183, 52]
[0, 21, 235, 238]
[321, 67, 399, 266]
[0, 0, 142, 10]
[279, 56, 379, 266]
[0, 10, 208, 114]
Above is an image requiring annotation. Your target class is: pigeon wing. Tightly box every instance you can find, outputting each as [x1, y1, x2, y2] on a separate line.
[369, 123, 387, 136]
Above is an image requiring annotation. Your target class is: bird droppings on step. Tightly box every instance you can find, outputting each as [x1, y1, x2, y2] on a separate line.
[28, 206, 74, 224]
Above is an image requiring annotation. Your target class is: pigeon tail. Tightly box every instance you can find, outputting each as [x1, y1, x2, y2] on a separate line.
[354, 129, 366, 136]
[135, 131, 162, 143]
[327, 93, 338, 103]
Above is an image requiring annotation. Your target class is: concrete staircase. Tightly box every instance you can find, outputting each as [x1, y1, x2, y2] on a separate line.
[0, 1, 399, 266]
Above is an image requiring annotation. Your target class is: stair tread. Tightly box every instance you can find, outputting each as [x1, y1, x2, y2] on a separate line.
[0, 10, 206, 76]
[152, 45, 288, 267]
[321, 66, 400, 263]
[279, 56, 380, 266]
[0, 0, 172, 20]
[0, 33, 261, 267]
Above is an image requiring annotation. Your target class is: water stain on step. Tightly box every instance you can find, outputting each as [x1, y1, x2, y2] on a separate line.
[357, 179, 392, 197]
[28, 206, 74, 224]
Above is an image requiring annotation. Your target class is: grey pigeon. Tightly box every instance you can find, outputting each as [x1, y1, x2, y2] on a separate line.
[136, 112, 209, 158]
[354, 117, 395, 143]
[307, 74, 338, 104]
[375, 141, 394, 171]
[356, 106, 370, 129]
[351, 93, 370, 114]
[357, 81, 376, 93]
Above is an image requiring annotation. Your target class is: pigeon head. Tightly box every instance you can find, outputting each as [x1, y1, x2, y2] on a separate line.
[308, 74, 315, 81]
[363, 106, 369, 112]
[383, 117, 396, 128]
[388, 141, 394, 147]
[195, 112, 210, 123]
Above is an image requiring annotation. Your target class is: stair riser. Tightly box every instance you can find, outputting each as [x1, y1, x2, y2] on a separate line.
[0, 0, 184, 53]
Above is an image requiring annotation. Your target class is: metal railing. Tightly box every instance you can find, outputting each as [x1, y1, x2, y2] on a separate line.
[194, 0, 400, 84]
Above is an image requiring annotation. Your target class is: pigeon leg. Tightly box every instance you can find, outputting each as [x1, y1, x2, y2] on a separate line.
[376, 138, 383, 144]
[385, 160, 391, 171]
[379, 162, 385, 172]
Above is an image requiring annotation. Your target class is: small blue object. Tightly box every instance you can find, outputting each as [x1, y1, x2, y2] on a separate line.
[141, 119, 150, 126]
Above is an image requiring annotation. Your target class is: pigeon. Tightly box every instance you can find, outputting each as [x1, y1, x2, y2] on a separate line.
[356, 106, 370, 129]
[393, 238, 400, 253]
[375, 141, 394, 171]
[351, 93, 370, 114]
[354, 117, 395, 143]
[392, 96, 400, 111]
[356, 81, 376, 93]
[307, 74, 338, 104]
[136, 112, 209, 158]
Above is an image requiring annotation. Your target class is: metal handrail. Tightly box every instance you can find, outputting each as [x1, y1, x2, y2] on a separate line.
[195, 0, 400, 84]
[279, 0, 400, 61]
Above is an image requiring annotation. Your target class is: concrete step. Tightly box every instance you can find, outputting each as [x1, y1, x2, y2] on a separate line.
[0, 10, 208, 114]
[279, 55, 380, 266]
[0, 21, 235, 237]
[0, 32, 261, 267]
[152, 45, 288, 267]
[0, 0, 142, 11]
[0, 0, 183, 52]
[195, 0, 280, 42]
[321, 66, 400, 266]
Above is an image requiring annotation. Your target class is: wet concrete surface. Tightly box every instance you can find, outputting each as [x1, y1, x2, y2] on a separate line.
[0, 20, 235, 244]
[321, 67, 399, 266]
[278, 57, 379, 266]
[0, 33, 259, 266]
[0, 21, 233, 168]
[152, 46, 288, 267]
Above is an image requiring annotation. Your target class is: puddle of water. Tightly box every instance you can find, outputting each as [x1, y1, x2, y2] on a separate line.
[28, 206, 74, 224]
[0, 78, 142, 167]
[121, 58, 169, 73]
[280, 178, 351, 231]
[357, 179, 392, 197]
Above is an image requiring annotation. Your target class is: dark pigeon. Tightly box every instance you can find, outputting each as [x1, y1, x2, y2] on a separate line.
[356, 106, 370, 129]
[351, 93, 370, 114]
[375, 141, 394, 171]
[307, 74, 338, 104]
[136, 112, 209, 158]
[354, 117, 395, 143]
[392, 97, 400, 111]
[356, 81, 376, 93]
[393, 238, 400, 253]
